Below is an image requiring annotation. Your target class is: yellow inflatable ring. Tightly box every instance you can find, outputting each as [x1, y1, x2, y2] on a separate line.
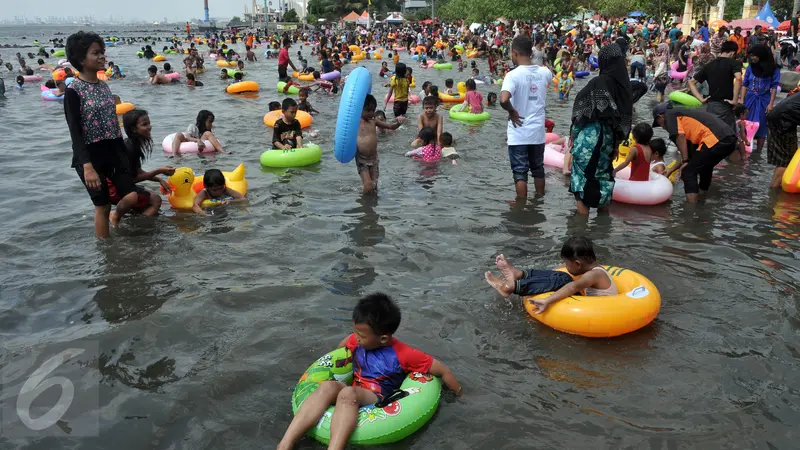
[351, 54, 364, 62]
[226, 80, 259, 94]
[348, 44, 361, 54]
[115, 102, 135, 115]
[153, 54, 166, 62]
[524, 266, 661, 338]
[410, 76, 416, 88]
[438, 92, 463, 103]
[263, 110, 313, 129]
[216, 59, 238, 67]
[293, 71, 315, 81]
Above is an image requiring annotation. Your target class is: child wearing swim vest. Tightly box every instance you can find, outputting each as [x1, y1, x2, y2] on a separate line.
[277, 293, 462, 450]
[192, 169, 245, 216]
[485, 236, 618, 314]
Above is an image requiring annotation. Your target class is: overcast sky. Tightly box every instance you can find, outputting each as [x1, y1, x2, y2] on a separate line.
[6, 0, 247, 22]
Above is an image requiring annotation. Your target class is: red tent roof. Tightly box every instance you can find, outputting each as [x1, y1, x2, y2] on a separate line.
[778, 20, 790, 31]
[342, 11, 359, 21]
[360, 10, 369, 18]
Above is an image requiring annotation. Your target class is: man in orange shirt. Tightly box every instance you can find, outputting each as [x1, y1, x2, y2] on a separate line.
[729, 26, 746, 59]
[652, 104, 737, 203]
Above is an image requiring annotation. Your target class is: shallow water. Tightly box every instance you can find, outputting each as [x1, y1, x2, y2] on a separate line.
[1, 26, 800, 449]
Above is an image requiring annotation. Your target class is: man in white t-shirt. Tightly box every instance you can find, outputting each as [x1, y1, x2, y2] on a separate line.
[500, 35, 553, 198]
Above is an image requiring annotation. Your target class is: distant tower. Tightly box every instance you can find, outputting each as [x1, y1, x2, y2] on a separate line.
[204, 0, 210, 22]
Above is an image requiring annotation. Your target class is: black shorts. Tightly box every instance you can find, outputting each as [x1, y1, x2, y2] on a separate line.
[392, 100, 408, 117]
[75, 139, 136, 206]
[278, 65, 289, 81]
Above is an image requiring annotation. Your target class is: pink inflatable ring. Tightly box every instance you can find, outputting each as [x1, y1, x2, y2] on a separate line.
[162, 133, 215, 154]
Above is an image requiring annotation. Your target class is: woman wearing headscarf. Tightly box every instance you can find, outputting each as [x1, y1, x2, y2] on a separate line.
[568, 43, 633, 215]
[739, 44, 780, 153]
[766, 94, 800, 188]
[653, 42, 670, 102]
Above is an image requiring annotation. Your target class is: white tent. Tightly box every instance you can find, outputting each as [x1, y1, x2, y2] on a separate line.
[385, 12, 404, 23]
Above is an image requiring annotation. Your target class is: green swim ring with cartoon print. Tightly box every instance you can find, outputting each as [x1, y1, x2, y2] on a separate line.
[291, 347, 442, 445]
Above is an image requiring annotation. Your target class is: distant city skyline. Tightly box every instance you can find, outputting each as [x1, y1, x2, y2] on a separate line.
[2, 1, 244, 23]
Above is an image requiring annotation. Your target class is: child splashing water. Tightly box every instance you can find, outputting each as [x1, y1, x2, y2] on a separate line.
[485, 236, 618, 313]
[192, 169, 245, 216]
[405, 127, 441, 161]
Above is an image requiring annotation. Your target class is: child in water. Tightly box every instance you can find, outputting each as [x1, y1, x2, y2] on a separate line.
[444, 78, 456, 96]
[412, 96, 443, 146]
[558, 71, 574, 101]
[15, 75, 24, 89]
[162, 63, 174, 74]
[389, 62, 410, 118]
[272, 98, 303, 149]
[457, 79, 483, 114]
[485, 236, 618, 313]
[405, 127, 441, 162]
[147, 65, 172, 84]
[192, 169, 245, 216]
[356, 94, 405, 194]
[613, 123, 654, 181]
[277, 293, 462, 450]
[648, 138, 670, 176]
[171, 110, 227, 154]
[487, 92, 498, 106]
[297, 88, 319, 114]
[186, 72, 203, 87]
[440, 132, 458, 163]
[734, 104, 750, 160]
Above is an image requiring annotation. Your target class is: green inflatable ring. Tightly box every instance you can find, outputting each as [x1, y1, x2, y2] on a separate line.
[277, 81, 299, 95]
[53, 49, 66, 57]
[260, 144, 322, 167]
[292, 348, 442, 446]
[136, 51, 144, 56]
[449, 107, 490, 122]
[453, 44, 465, 53]
[224, 68, 246, 77]
[165, 50, 177, 54]
[668, 91, 702, 107]
[433, 63, 452, 70]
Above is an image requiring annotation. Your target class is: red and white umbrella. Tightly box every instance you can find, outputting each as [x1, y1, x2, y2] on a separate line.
[727, 18, 771, 31]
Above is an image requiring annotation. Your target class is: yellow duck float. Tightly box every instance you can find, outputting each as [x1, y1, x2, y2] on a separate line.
[166, 163, 248, 209]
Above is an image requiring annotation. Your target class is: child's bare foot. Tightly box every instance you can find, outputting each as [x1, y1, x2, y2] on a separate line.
[485, 271, 514, 297]
[496, 254, 523, 281]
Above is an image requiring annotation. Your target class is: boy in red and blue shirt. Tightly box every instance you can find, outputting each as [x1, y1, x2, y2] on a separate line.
[278, 293, 462, 450]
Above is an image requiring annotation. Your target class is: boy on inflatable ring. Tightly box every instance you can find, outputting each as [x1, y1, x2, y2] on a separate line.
[278, 293, 462, 449]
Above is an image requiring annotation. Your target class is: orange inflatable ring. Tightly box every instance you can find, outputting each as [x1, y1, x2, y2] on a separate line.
[115, 102, 135, 115]
[226, 80, 259, 94]
[52, 68, 66, 81]
[97, 71, 108, 81]
[153, 54, 166, 62]
[415, 45, 426, 55]
[293, 71, 315, 81]
[263, 110, 313, 129]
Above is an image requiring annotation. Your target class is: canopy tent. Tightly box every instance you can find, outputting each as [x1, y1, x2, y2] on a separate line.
[778, 20, 791, 31]
[755, 1, 779, 29]
[385, 13, 404, 22]
[708, 19, 728, 30]
[356, 10, 369, 25]
[728, 18, 771, 31]
[628, 11, 645, 17]
[342, 11, 360, 22]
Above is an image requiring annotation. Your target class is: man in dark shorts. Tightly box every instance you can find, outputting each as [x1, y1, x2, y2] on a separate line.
[277, 38, 296, 82]
[689, 40, 742, 133]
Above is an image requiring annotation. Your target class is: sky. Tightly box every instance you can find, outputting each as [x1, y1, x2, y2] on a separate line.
[5, 0, 246, 22]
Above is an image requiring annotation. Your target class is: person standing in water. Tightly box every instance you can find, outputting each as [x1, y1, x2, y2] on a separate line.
[499, 35, 552, 199]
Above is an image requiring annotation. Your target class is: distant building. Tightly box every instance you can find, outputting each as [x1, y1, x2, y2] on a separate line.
[402, 0, 427, 12]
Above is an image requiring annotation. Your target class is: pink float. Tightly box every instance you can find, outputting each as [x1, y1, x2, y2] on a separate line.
[164, 72, 181, 80]
[669, 60, 692, 81]
[742, 120, 759, 153]
[384, 93, 421, 104]
[320, 70, 340, 81]
[543, 143, 567, 168]
[23, 75, 43, 83]
[161, 133, 215, 154]
[612, 171, 673, 205]
[545, 132, 560, 144]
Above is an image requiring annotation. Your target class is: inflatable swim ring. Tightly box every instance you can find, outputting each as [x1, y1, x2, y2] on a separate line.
[52, 49, 66, 57]
[668, 91, 702, 107]
[164, 72, 180, 81]
[742, 120, 759, 153]
[216, 59, 237, 67]
[115, 102, 135, 115]
[293, 71, 314, 81]
[466, 50, 478, 58]
[40, 85, 62, 101]
[438, 92, 463, 103]
[524, 266, 661, 337]
[349, 45, 361, 55]
[385, 93, 420, 104]
[22, 75, 43, 83]
[52, 68, 66, 81]
[260, 144, 322, 167]
[321, 70, 340, 81]
[453, 45, 465, 54]
[277, 82, 300, 95]
[153, 55, 166, 62]
[588, 55, 598, 69]
[448, 107, 489, 122]
[292, 347, 441, 445]
[574, 71, 590, 78]
[612, 171, 674, 205]
[334, 66, 370, 163]
[165, 164, 247, 209]
[165, 50, 177, 54]
[782, 147, 800, 193]
[433, 63, 452, 70]
[545, 133, 560, 144]
[669, 60, 692, 81]
[351, 54, 364, 62]
[161, 132, 215, 154]
[227, 80, 259, 94]
[415, 45, 426, 56]
[542, 143, 566, 168]
[263, 110, 313, 128]
[223, 68, 246, 78]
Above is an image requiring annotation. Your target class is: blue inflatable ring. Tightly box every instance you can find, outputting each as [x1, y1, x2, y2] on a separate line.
[574, 70, 590, 78]
[334, 66, 371, 163]
[588, 55, 598, 69]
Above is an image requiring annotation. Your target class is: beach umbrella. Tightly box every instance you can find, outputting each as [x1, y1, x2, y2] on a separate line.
[708, 19, 728, 30]
[727, 18, 771, 31]
[628, 11, 645, 17]
[778, 20, 791, 31]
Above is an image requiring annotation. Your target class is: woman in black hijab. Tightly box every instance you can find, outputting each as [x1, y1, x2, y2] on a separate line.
[568, 43, 633, 215]
[740, 44, 780, 152]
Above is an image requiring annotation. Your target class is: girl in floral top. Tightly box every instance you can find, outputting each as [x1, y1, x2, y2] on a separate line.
[405, 127, 441, 162]
[64, 31, 138, 238]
